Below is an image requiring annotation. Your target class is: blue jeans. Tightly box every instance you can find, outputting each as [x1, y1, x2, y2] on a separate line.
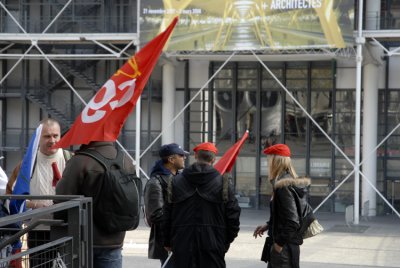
[93, 247, 122, 268]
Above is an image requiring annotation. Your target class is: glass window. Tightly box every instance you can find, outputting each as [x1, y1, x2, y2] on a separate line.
[334, 90, 356, 156]
[284, 63, 308, 156]
[333, 158, 355, 212]
[199, 60, 339, 210]
[380, 89, 400, 180]
[285, 89, 307, 156]
[310, 90, 333, 158]
[260, 67, 283, 148]
[235, 156, 257, 208]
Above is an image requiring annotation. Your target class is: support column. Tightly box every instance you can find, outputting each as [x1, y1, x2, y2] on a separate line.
[361, 0, 382, 217]
[362, 43, 383, 216]
[162, 60, 175, 145]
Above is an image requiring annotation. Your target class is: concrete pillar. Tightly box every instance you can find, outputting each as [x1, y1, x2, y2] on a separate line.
[161, 61, 175, 145]
[366, 0, 381, 30]
[362, 43, 383, 216]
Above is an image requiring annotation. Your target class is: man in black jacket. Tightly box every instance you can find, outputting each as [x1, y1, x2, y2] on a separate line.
[144, 143, 188, 267]
[163, 142, 241, 268]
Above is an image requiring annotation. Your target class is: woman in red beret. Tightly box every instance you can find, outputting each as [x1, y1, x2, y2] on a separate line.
[253, 144, 311, 268]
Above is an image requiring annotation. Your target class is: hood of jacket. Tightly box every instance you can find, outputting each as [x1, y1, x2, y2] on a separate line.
[274, 176, 311, 199]
[150, 160, 172, 177]
[181, 162, 220, 185]
[171, 162, 222, 203]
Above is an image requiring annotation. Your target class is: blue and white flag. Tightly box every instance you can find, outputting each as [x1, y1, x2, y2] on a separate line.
[0, 160, 7, 195]
[9, 124, 43, 215]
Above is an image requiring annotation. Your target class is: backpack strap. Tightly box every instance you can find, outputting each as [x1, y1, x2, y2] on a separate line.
[62, 150, 72, 161]
[154, 174, 168, 189]
[77, 147, 123, 170]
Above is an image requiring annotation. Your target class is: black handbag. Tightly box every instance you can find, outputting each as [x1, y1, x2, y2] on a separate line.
[261, 236, 272, 263]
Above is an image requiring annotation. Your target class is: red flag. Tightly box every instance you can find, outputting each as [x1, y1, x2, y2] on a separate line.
[214, 130, 249, 175]
[54, 17, 178, 148]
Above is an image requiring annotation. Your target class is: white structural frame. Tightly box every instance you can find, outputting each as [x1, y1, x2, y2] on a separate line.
[1, 0, 400, 219]
[0, 1, 149, 180]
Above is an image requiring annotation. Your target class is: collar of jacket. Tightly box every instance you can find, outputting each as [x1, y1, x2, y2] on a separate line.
[150, 159, 173, 177]
[274, 176, 311, 190]
[80, 141, 114, 150]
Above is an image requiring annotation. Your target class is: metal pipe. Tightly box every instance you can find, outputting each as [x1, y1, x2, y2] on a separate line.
[135, 0, 141, 178]
[354, 0, 365, 225]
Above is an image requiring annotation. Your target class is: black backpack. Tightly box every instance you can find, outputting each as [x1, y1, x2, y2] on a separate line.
[77, 148, 142, 233]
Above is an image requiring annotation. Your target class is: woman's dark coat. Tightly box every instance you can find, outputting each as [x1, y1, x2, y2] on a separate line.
[268, 176, 311, 268]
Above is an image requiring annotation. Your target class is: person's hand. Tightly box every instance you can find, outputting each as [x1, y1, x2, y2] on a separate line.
[253, 224, 268, 238]
[273, 243, 283, 253]
[164, 246, 172, 252]
[28, 200, 47, 209]
[34, 201, 47, 208]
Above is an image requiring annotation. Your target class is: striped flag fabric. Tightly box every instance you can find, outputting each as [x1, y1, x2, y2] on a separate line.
[0, 161, 7, 195]
[9, 124, 43, 215]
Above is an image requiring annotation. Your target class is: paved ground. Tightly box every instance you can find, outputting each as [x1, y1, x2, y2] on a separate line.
[122, 209, 400, 267]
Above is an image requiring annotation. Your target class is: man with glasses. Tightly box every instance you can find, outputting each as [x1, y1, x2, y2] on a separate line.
[144, 143, 188, 267]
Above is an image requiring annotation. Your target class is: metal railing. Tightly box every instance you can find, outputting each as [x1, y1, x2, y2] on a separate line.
[0, 195, 93, 268]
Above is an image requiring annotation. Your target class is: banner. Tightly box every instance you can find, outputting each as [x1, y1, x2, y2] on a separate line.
[140, 0, 354, 51]
[54, 17, 178, 148]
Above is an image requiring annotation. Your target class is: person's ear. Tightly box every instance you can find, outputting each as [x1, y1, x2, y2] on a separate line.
[168, 155, 175, 164]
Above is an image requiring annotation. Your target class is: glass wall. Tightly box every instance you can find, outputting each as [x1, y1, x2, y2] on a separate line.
[185, 60, 400, 212]
[379, 88, 400, 213]
[204, 61, 338, 210]
[181, 19, 400, 215]
[333, 90, 356, 212]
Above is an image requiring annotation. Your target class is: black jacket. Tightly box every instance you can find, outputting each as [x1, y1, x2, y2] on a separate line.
[269, 175, 311, 268]
[162, 163, 241, 268]
[56, 142, 136, 248]
[143, 160, 173, 259]
[270, 176, 310, 246]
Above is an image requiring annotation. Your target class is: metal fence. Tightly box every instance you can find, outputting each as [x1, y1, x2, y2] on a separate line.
[0, 195, 92, 268]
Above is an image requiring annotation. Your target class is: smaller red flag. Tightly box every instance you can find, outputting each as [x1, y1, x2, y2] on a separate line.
[214, 130, 249, 175]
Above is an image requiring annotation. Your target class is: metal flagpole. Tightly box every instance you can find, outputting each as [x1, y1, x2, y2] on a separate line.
[135, 0, 141, 178]
[161, 252, 173, 268]
[354, 0, 365, 225]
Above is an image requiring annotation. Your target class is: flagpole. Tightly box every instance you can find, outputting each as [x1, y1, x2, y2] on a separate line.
[135, 97, 141, 177]
[161, 252, 173, 268]
[135, 0, 141, 178]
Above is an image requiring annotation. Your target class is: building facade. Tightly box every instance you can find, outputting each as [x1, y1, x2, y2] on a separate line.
[1, 0, 400, 215]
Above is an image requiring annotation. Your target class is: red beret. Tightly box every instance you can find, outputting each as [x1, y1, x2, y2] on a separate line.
[263, 144, 291, 157]
[193, 142, 218, 154]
